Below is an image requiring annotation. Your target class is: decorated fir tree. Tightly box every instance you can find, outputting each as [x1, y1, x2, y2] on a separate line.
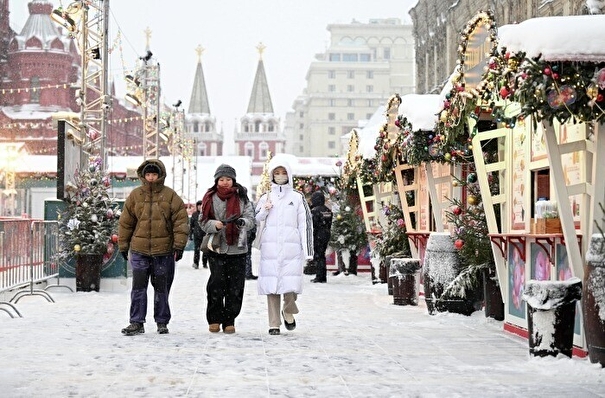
[329, 193, 368, 275]
[373, 202, 411, 260]
[57, 156, 120, 262]
[444, 163, 499, 299]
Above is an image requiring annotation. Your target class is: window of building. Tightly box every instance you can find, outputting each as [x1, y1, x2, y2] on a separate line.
[328, 70, 336, 79]
[343, 53, 358, 62]
[347, 70, 355, 79]
[347, 99, 354, 107]
[30, 76, 40, 103]
[328, 141, 336, 149]
[347, 85, 354, 92]
[383, 47, 391, 60]
[245, 142, 254, 158]
[299, 123, 304, 129]
[328, 113, 335, 121]
[328, 84, 336, 92]
[367, 99, 373, 107]
[329, 53, 341, 62]
[328, 127, 335, 135]
[198, 143, 207, 157]
[299, 134, 304, 141]
[366, 70, 374, 79]
[299, 111, 304, 118]
[347, 113, 354, 121]
[366, 85, 374, 93]
[259, 142, 269, 159]
[360, 53, 371, 62]
[328, 99, 335, 107]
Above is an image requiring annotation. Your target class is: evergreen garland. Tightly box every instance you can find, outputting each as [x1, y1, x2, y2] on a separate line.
[57, 156, 120, 261]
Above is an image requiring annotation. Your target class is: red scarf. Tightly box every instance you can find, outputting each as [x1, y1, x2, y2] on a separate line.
[201, 186, 241, 245]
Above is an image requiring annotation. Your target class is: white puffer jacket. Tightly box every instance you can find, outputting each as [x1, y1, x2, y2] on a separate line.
[255, 158, 313, 295]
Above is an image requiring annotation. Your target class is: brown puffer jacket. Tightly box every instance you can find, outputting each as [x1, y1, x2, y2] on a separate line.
[118, 159, 189, 256]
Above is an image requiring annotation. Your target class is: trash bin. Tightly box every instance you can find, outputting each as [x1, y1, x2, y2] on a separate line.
[389, 258, 421, 306]
[522, 278, 582, 358]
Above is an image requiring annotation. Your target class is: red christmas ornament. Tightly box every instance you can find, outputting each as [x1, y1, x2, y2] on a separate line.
[499, 86, 510, 99]
[543, 67, 551, 75]
[453, 206, 462, 216]
[454, 239, 464, 250]
[111, 234, 119, 243]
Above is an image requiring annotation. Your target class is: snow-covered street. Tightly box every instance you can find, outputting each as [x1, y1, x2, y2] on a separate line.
[1, 249, 604, 397]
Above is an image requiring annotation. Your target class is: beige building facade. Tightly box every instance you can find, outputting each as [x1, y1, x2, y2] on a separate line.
[410, 0, 589, 94]
[285, 19, 415, 157]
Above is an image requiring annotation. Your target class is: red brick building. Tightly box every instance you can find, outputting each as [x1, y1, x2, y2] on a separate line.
[0, 0, 143, 156]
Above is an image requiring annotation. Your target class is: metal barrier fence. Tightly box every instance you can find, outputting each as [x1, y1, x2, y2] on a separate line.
[0, 218, 72, 318]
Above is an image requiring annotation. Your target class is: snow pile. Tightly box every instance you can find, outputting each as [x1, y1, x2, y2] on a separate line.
[398, 94, 441, 131]
[424, 232, 459, 287]
[522, 277, 582, 310]
[585, 234, 605, 321]
[389, 257, 421, 278]
[497, 15, 605, 62]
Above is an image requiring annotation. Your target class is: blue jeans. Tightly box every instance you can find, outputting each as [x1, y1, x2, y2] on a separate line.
[129, 252, 175, 324]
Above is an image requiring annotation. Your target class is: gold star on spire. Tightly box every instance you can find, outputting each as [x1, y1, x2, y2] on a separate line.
[256, 42, 266, 60]
[195, 45, 205, 62]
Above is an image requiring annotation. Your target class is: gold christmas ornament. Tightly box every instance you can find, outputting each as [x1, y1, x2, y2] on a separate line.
[587, 83, 599, 100]
[467, 195, 478, 206]
[74, 244, 81, 252]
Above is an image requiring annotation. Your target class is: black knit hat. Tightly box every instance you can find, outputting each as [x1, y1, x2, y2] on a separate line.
[196, 200, 203, 206]
[214, 164, 236, 181]
[143, 163, 161, 175]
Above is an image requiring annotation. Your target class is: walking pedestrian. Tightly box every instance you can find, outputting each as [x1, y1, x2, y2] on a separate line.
[118, 159, 189, 336]
[255, 157, 313, 335]
[189, 200, 207, 269]
[310, 191, 333, 283]
[199, 164, 255, 334]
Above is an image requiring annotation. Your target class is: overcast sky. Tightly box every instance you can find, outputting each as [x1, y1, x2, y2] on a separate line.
[10, 0, 416, 153]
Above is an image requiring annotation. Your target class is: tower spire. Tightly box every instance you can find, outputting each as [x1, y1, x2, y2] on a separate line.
[188, 45, 211, 115]
[247, 42, 274, 114]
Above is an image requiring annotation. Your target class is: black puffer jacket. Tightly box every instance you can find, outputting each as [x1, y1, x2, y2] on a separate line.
[310, 191, 333, 244]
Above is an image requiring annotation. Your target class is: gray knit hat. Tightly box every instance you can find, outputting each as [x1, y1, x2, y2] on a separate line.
[214, 164, 236, 181]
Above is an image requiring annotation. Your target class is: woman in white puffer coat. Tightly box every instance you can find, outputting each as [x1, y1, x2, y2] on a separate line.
[255, 157, 313, 335]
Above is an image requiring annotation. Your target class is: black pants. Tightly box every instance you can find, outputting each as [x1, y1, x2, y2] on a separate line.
[193, 236, 207, 266]
[314, 240, 328, 282]
[206, 254, 246, 327]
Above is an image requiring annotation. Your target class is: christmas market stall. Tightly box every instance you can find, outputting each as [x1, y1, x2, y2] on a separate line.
[472, 14, 605, 358]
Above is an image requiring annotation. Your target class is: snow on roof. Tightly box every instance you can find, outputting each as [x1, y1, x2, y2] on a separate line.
[2, 105, 73, 120]
[355, 105, 387, 159]
[497, 15, 605, 62]
[399, 94, 441, 131]
[270, 153, 343, 176]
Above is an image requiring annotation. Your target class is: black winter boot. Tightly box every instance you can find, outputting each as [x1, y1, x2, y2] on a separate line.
[121, 322, 144, 336]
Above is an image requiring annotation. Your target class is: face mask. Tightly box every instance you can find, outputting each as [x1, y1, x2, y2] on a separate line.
[274, 174, 288, 185]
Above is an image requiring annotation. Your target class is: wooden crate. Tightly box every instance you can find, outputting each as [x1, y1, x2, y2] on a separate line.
[535, 218, 562, 234]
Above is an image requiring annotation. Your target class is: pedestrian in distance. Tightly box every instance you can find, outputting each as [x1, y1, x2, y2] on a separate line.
[245, 221, 258, 280]
[310, 191, 333, 283]
[118, 159, 189, 336]
[255, 157, 313, 335]
[189, 200, 208, 269]
[199, 164, 255, 334]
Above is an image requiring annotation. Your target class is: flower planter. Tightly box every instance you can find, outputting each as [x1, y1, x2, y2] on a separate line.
[76, 254, 103, 292]
[523, 278, 582, 358]
[389, 258, 420, 306]
[583, 234, 605, 366]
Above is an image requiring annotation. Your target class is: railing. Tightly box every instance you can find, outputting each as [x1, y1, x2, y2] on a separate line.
[0, 219, 72, 318]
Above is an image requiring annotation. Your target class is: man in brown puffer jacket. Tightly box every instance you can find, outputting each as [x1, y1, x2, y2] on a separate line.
[118, 159, 189, 336]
